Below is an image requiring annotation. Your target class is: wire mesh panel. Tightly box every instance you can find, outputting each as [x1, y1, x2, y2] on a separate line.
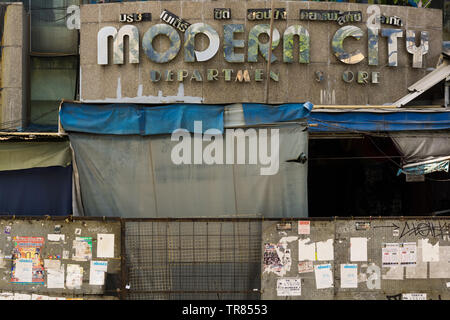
[124, 220, 262, 300]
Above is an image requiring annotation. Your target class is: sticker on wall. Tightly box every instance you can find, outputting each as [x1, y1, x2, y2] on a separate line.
[298, 261, 314, 274]
[47, 234, 65, 242]
[355, 222, 370, 231]
[277, 222, 292, 231]
[276, 278, 301, 296]
[298, 221, 310, 235]
[350, 237, 368, 262]
[402, 293, 427, 300]
[54, 225, 62, 234]
[4, 226, 11, 234]
[340, 264, 358, 288]
[314, 264, 333, 289]
[75, 228, 81, 235]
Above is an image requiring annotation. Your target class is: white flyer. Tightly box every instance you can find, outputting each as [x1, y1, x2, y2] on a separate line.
[47, 234, 65, 242]
[66, 264, 83, 289]
[47, 266, 65, 289]
[298, 238, 315, 261]
[44, 259, 61, 270]
[31, 294, 49, 300]
[314, 264, 333, 289]
[382, 243, 400, 267]
[97, 234, 115, 258]
[276, 278, 302, 296]
[298, 261, 314, 274]
[350, 237, 368, 262]
[0, 292, 14, 300]
[340, 264, 358, 288]
[89, 260, 108, 285]
[15, 259, 33, 283]
[420, 239, 439, 262]
[13, 293, 31, 300]
[316, 239, 334, 261]
[402, 293, 427, 300]
[298, 221, 310, 235]
[400, 242, 417, 266]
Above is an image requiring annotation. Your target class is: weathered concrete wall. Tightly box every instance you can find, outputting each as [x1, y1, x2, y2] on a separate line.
[0, 217, 121, 300]
[262, 218, 450, 300]
[79, 0, 442, 105]
[0, 3, 28, 130]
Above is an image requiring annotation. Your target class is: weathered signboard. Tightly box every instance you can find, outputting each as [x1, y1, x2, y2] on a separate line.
[79, 1, 442, 105]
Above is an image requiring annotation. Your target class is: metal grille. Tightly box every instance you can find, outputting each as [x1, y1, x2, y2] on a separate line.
[124, 220, 262, 300]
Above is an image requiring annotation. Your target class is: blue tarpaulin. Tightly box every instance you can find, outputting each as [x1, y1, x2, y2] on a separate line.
[0, 165, 72, 216]
[60, 102, 313, 135]
[308, 111, 450, 132]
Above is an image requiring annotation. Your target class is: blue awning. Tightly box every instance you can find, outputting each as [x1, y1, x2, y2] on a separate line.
[59, 102, 313, 135]
[308, 110, 450, 132]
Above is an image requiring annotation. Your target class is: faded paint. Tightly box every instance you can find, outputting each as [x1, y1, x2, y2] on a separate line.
[406, 30, 429, 68]
[97, 25, 139, 65]
[381, 28, 403, 67]
[142, 24, 181, 63]
[248, 24, 280, 63]
[283, 25, 310, 64]
[184, 23, 220, 62]
[224, 24, 245, 63]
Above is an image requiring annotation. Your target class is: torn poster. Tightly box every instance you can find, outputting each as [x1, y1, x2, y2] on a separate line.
[316, 239, 334, 261]
[420, 239, 439, 262]
[429, 246, 450, 278]
[402, 293, 427, 300]
[48, 296, 66, 300]
[263, 243, 283, 274]
[340, 264, 358, 288]
[298, 221, 310, 235]
[298, 238, 315, 261]
[382, 243, 400, 267]
[11, 236, 45, 284]
[276, 222, 292, 231]
[277, 278, 302, 296]
[399, 242, 417, 266]
[31, 294, 49, 300]
[66, 264, 83, 289]
[44, 259, 61, 271]
[0, 292, 14, 300]
[314, 264, 333, 289]
[62, 250, 69, 260]
[350, 237, 367, 262]
[14, 293, 31, 300]
[298, 261, 314, 274]
[406, 246, 427, 279]
[48, 234, 65, 242]
[72, 237, 92, 261]
[89, 261, 108, 285]
[382, 266, 404, 280]
[47, 266, 65, 289]
[97, 234, 115, 258]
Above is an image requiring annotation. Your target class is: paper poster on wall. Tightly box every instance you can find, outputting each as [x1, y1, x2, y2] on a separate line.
[399, 242, 417, 265]
[298, 238, 315, 261]
[298, 261, 314, 274]
[47, 234, 65, 242]
[340, 264, 358, 288]
[382, 266, 404, 280]
[89, 261, 108, 285]
[316, 239, 334, 261]
[66, 264, 83, 289]
[405, 243, 427, 279]
[420, 239, 439, 262]
[47, 266, 65, 289]
[0, 292, 14, 300]
[13, 293, 31, 300]
[350, 237, 367, 262]
[402, 293, 427, 300]
[44, 259, 61, 270]
[263, 243, 283, 274]
[97, 234, 115, 258]
[72, 237, 92, 261]
[277, 278, 302, 296]
[382, 243, 400, 267]
[31, 294, 49, 300]
[11, 237, 45, 284]
[314, 264, 333, 289]
[429, 246, 450, 278]
[298, 221, 310, 235]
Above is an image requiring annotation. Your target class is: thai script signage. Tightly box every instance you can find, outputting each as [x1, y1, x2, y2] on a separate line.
[81, 1, 442, 105]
